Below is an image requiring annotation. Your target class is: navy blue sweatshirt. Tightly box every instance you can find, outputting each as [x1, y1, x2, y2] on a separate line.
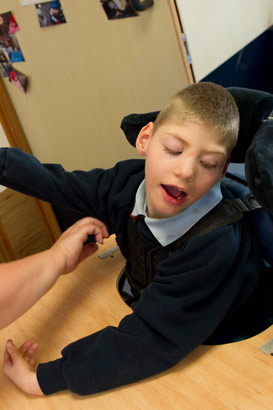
[0, 148, 262, 395]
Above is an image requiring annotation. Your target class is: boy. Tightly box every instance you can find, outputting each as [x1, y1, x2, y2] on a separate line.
[2, 83, 262, 396]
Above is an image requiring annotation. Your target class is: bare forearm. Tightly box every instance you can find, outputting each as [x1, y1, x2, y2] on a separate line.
[0, 217, 108, 329]
[0, 249, 64, 329]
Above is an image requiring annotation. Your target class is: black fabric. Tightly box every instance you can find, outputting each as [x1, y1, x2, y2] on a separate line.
[120, 110, 159, 147]
[245, 120, 273, 213]
[205, 264, 273, 344]
[228, 87, 273, 212]
[227, 87, 273, 162]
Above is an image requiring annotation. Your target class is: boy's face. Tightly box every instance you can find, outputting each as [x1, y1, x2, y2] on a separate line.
[136, 121, 229, 219]
[52, 8, 60, 16]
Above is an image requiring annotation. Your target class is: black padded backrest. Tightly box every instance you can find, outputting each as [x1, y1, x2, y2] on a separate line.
[245, 119, 273, 212]
[228, 87, 273, 212]
[120, 111, 159, 147]
[227, 87, 273, 163]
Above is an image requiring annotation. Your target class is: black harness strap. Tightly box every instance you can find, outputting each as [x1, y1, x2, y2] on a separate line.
[116, 198, 245, 301]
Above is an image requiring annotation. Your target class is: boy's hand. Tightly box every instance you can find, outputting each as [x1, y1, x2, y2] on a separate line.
[3, 339, 43, 395]
[50, 217, 109, 275]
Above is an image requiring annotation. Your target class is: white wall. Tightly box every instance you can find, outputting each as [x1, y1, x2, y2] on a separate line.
[176, 0, 273, 81]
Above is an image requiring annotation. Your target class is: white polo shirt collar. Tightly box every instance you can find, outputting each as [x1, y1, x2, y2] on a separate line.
[132, 179, 222, 246]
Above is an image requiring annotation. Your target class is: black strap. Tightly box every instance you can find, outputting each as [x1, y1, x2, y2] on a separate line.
[178, 199, 244, 243]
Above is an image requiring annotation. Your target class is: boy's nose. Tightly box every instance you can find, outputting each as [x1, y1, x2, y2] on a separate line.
[174, 157, 196, 182]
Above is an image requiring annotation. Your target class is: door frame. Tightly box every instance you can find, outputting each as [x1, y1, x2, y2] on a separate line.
[0, 76, 61, 247]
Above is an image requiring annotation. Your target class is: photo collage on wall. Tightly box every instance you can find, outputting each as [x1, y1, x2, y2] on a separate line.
[0, 1, 66, 93]
[1, 1, 140, 93]
[0, 11, 28, 92]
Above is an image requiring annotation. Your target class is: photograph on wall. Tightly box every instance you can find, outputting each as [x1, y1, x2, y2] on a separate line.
[100, 0, 138, 20]
[8, 67, 28, 93]
[35, 1, 66, 28]
[0, 33, 25, 63]
[0, 11, 20, 35]
[0, 48, 12, 77]
[9, 34, 25, 62]
[8, 12, 20, 34]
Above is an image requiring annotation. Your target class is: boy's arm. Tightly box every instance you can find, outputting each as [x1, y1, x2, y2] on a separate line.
[0, 217, 109, 329]
[4, 222, 260, 396]
[0, 147, 145, 232]
[0, 147, 112, 223]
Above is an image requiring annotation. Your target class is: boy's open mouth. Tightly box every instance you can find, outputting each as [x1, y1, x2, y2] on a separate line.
[161, 184, 187, 201]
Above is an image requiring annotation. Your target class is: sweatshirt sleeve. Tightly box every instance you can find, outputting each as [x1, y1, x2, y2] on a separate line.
[0, 147, 144, 232]
[36, 222, 261, 396]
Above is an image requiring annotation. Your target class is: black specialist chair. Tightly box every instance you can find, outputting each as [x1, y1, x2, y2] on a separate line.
[119, 86, 273, 343]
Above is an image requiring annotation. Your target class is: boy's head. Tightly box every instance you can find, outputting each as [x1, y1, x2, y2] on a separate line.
[51, 1, 61, 13]
[136, 82, 239, 219]
[153, 82, 239, 155]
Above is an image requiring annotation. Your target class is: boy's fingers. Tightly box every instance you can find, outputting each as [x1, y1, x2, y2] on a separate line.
[19, 340, 32, 356]
[24, 343, 39, 364]
[3, 345, 12, 367]
[5, 340, 19, 361]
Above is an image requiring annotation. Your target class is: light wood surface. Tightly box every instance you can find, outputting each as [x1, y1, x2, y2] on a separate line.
[0, 236, 272, 409]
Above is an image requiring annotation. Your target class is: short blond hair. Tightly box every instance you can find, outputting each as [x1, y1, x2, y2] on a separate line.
[153, 82, 239, 154]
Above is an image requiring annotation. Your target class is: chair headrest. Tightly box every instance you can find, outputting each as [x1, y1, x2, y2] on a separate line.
[120, 87, 273, 212]
[121, 111, 159, 147]
[228, 88, 273, 212]
[245, 119, 273, 212]
[227, 87, 273, 162]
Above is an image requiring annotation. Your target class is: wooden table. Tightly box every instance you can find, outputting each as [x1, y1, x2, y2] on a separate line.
[0, 236, 272, 409]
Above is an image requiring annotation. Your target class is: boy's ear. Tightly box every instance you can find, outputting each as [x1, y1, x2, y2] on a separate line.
[221, 158, 230, 177]
[135, 122, 154, 156]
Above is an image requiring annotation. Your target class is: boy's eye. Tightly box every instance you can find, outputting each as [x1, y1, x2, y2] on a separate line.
[201, 161, 217, 169]
[164, 146, 182, 156]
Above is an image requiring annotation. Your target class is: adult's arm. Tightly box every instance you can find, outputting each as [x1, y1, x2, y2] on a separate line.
[0, 217, 108, 329]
